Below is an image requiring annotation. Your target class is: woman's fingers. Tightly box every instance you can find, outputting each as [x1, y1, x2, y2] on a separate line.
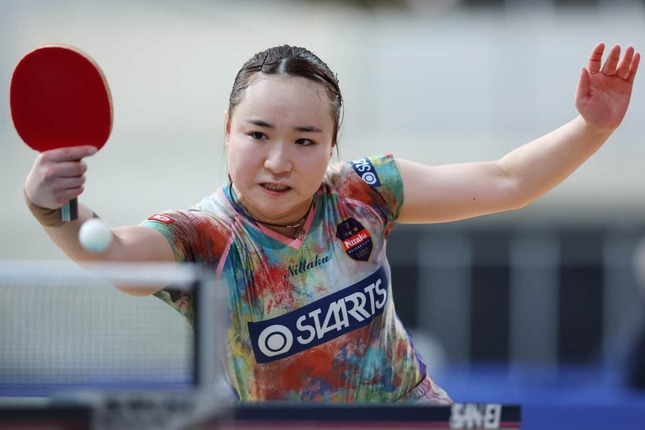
[587, 42, 605, 74]
[600, 44, 621, 76]
[615, 46, 635, 80]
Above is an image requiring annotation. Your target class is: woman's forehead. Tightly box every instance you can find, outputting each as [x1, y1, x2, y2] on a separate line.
[244, 75, 326, 101]
[232, 76, 334, 128]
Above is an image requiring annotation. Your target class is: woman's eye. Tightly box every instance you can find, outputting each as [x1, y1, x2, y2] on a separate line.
[296, 138, 314, 146]
[250, 132, 266, 140]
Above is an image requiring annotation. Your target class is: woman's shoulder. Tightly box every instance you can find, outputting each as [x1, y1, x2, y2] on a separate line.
[191, 188, 231, 216]
[326, 154, 398, 189]
[145, 188, 234, 230]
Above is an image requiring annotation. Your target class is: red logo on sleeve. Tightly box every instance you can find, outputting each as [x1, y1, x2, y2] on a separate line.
[148, 214, 174, 224]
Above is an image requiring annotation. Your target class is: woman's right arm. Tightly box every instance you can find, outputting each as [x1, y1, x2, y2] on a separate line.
[24, 145, 175, 266]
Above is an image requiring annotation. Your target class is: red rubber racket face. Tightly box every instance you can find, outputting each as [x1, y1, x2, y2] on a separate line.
[10, 45, 112, 152]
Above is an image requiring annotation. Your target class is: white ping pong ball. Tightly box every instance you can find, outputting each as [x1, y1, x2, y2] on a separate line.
[79, 218, 113, 253]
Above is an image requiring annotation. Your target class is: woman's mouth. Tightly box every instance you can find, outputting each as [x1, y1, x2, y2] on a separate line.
[262, 183, 291, 192]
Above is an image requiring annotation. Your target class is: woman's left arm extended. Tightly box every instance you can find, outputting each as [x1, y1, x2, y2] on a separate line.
[397, 43, 640, 224]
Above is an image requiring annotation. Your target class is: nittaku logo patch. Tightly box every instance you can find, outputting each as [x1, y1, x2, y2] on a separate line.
[336, 218, 372, 262]
[248, 267, 388, 364]
[350, 157, 381, 187]
[148, 214, 174, 224]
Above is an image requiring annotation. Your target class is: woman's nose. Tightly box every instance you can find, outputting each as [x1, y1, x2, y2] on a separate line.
[264, 143, 293, 175]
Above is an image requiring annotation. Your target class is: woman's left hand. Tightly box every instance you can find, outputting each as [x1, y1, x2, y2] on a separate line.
[575, 43, 640, 132]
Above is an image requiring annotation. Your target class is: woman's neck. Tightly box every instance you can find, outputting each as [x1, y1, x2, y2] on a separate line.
[227, 184, 312, 238]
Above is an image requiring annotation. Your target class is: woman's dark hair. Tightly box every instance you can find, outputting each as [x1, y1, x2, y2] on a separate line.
[229, 45, 343, 146]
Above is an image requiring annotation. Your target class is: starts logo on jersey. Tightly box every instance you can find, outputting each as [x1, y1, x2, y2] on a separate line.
[336, 218, 372, 262]
[248, 267, 388, 363]
[350, 157, 382, 187]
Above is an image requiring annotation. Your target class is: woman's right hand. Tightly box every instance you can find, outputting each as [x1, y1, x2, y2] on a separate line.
[23, 145, 175, 270]
[24, 145, 98, 208]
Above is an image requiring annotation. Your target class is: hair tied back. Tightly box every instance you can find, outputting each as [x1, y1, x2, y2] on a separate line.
[259, 52, 269, 72]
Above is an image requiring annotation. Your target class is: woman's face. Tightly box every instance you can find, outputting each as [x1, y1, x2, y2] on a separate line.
[226, 75, 335, 226]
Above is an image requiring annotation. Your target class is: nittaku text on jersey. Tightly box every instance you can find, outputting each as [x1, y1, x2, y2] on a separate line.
[342, 231, 369, 250]
[288, 254, 331, 277]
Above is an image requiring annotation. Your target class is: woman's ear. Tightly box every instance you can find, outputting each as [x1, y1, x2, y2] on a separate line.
[224, 110, 230, 146]
[329, 142, 337, 160]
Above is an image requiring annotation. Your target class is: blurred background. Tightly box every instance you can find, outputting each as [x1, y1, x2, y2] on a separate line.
[1, 0, 645, 427]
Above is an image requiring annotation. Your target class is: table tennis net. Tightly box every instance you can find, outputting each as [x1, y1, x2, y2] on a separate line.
[0, 262, 203, 397]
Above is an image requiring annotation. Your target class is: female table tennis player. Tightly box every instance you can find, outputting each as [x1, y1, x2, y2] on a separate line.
[23, 43, 639, 403]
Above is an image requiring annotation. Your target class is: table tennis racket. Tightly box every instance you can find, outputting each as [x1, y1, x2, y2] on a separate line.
[10, 44, 113, 222]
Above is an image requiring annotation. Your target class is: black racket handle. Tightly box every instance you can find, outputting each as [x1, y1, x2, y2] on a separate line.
[61, 198, 78, 222]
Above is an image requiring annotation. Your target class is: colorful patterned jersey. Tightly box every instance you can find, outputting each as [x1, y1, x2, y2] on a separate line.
[141, 154, 450, 403]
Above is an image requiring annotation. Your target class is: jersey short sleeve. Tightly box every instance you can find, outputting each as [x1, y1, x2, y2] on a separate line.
[333, 154, 404, 234]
